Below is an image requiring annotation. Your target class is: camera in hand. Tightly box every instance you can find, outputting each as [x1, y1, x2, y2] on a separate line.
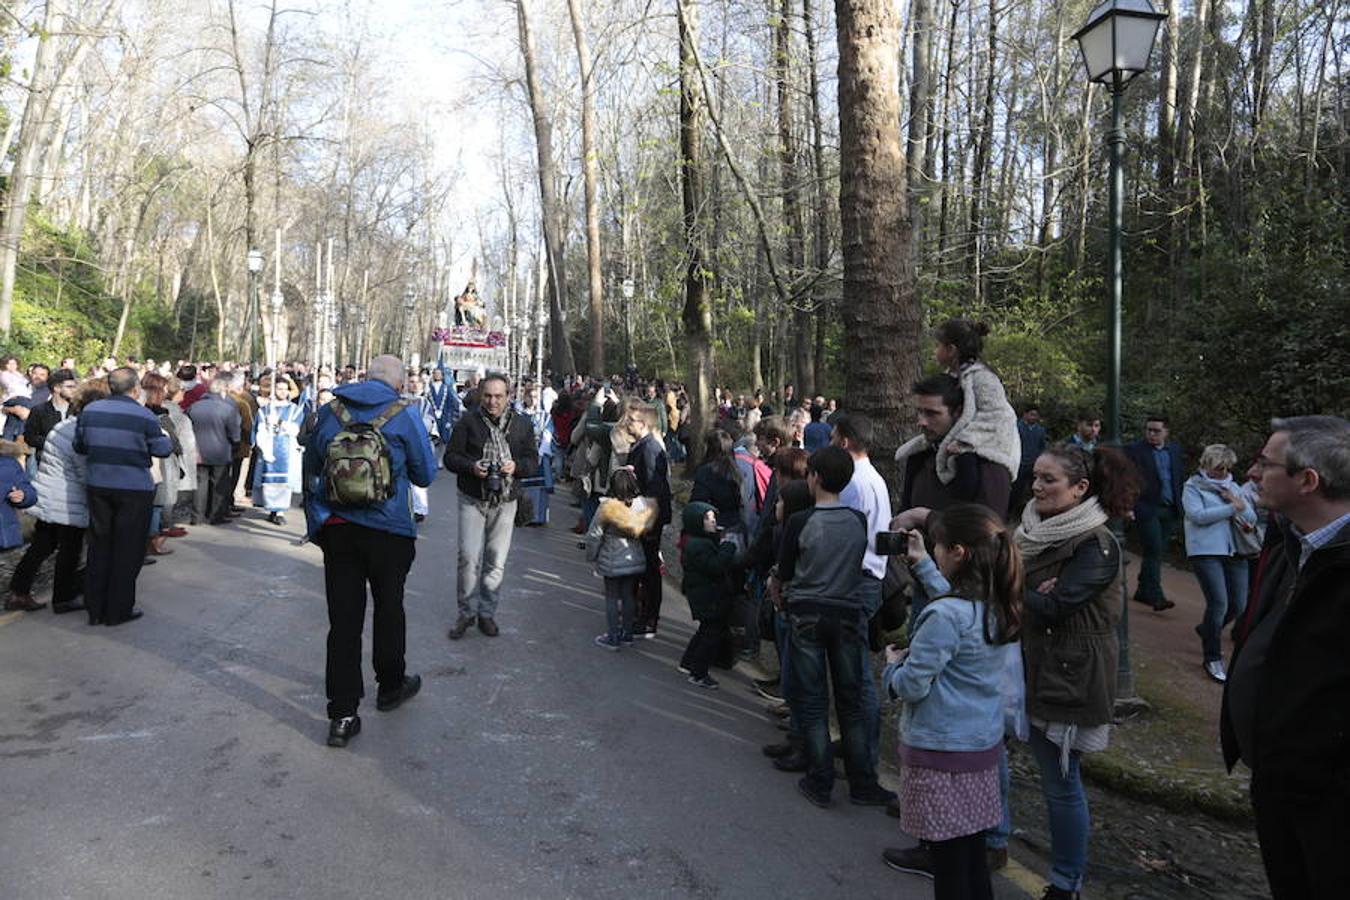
[485, 461, 504, 495]
[875, 530, 909, 556]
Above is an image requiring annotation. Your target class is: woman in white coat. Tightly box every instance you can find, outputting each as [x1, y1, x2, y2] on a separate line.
[6, 379, 109, 613]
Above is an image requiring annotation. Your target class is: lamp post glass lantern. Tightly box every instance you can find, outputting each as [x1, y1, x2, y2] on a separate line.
[1073, 0, 1164, 710]
[245, 248, 264, 369]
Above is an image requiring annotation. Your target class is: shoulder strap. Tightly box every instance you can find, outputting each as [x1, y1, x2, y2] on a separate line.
[330, 399, 352, 427]
[369, 399, 409, 430]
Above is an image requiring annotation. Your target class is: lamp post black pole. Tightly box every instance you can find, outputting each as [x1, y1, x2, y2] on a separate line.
[1106, 74, 1143, 709]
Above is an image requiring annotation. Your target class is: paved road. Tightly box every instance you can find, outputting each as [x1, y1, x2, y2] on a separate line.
[1, 474, 1025, 899]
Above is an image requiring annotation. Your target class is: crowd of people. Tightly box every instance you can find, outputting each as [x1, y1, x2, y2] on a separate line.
[1, 316, 1344, 900]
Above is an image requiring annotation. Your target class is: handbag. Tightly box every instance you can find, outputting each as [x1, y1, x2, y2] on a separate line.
[1231, 517, 1263, 558]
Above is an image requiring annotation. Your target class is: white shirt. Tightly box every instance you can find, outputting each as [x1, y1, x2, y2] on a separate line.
[840, 455, 892, 580]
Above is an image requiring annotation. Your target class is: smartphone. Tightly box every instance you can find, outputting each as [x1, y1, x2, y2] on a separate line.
[875, 530, 909, 556]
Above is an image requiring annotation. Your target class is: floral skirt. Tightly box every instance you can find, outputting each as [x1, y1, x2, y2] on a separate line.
[899, 763, 1002, 843]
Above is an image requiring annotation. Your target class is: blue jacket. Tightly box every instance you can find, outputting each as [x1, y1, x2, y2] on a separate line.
[1125, 439, 1185, 521]
[0, 448, 37, 549]
[883, 557, 1007, 752]
[302, 380, 437, 540]
[73, 394, 173, 492]
[1182, 474, 1257, 557]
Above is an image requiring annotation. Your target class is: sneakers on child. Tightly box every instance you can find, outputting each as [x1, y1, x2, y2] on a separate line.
[618, 631, 635, 646]
[687, 673, 719, 689]
[594, 634, 621, 652]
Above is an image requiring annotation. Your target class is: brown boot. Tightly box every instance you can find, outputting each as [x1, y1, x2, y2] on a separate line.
[5, 591, 46, 611]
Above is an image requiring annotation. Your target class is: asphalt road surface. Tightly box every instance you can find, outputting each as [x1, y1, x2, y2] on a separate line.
[0, 473, 1028, 899]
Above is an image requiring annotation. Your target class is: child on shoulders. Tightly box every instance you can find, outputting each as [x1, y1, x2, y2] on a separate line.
[932, 319, 1020, 485]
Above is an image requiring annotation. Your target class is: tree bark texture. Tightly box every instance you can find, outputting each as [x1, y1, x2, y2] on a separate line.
[567, 0, 605, 377]
[517, 0, 576, 376]
[834, 0, 920, 483]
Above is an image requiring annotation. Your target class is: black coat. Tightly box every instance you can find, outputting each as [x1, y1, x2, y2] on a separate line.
[23, 400, 70, 459]
[628, 432, 672, 527]
[690, 462, 742, 530]
[443, 409, 539, 502]
[1220, 518, 1350, 797]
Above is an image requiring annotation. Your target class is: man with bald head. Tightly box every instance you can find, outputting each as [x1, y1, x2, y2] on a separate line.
[303, 354, 437, 748]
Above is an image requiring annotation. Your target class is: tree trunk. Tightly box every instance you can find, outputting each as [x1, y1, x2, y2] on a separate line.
[804, 0, 831, 395]
[776, 0, 813, 398]
[1157, 2, 1179, 193]
[905, 0, 933, 239]
[678, 0, 715, 463]
[517, 0, 576, 376]
[966, 0, 998, 304]
[567, 0, 605, 376]
[935, 0, 961, 271]
[835, 0, 919, 486]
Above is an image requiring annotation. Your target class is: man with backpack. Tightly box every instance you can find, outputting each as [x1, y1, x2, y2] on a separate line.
[302, 355, 437, 748]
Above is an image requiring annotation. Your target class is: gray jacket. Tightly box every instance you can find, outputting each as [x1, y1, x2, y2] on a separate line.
[187, 393, 241, 466]
[584, 497, 656, 578]
[30, 418, 88, 527]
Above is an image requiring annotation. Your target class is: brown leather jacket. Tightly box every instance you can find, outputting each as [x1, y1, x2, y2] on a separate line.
[1021, 525, 1123, 727]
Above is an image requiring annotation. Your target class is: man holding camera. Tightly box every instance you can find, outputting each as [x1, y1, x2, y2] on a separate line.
[444, 373, 539, 639]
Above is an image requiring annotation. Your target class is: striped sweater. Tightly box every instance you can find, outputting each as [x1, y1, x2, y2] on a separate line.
[73, 394, 173, 491]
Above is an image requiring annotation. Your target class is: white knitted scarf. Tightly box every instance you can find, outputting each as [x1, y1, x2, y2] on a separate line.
[1014, 497, 1109, 559]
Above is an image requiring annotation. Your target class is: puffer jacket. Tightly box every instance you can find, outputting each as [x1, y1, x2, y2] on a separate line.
[1021, 525, 1122, 727]
[585, 497, 656, 577]
[28, 418, 88, 527]
[680, 501, 737, 619]
[0, 441, 37, 547]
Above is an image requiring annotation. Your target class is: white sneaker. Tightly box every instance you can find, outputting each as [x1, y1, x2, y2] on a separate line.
[1203, 660, 1227, 683]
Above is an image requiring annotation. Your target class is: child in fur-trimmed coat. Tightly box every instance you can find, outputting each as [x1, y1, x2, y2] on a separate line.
[584, 468, 656, 650]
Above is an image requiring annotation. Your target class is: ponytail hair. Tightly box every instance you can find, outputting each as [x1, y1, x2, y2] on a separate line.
[934, 319, 991, 365]
[927, 503, 1023, 644]
[1038, 443, 1141, 519]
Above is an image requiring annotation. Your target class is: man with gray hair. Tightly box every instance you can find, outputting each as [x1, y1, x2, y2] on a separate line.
[303, 354, 436, 747]
[1221, 415, 1350, 899]
[187, 374, 242, 525]
[443, 372, 539, 638]
[73, 367, 174, 625]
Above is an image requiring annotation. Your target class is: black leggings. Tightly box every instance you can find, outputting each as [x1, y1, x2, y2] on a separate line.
[930, 832, 992, 900]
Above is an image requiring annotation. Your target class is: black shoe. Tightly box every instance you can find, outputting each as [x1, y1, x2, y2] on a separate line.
[761, 741, 797, 759]
[687, 674, 719, 690]
[327, 715, 361, 747]
[267, 511, 285, 525]
[850, 785, 898, 807]
[797, 777, 832, 808]
[754, 680, 783, 702]
[773, 752, 809, 772]
[414, 513, 426, 523]
[477, 616, 499, 637]
[105, 610, 144, 626]
[1151, 598, 1176, 611]
[882, 844, 934, 878]
[52, 601, 86, 615]
[1042, 887, 1079, 900]
[376, 674, 422, 712]
[447, 616, 474, 640]
[142, 558, 157, 566]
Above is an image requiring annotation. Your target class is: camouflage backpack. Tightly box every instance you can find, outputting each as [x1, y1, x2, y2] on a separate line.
[322, 398, 408, 507]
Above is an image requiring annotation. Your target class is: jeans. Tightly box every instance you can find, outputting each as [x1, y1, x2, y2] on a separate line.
[148, 506, 162, 538]
[785, 608, 879, 796]
[320, 523, 416, 719]
[10, 520, 84, 605]
[1028, 726, 1090, 892]
[456, 492, 517, 620]
[1191, 555, 1249, 662]
[856, 575, 883, 769]
[581, 494, 600, 529]
[1132, 506, 1178, 603]
[985, 744, 1012, 850]
[773, 608, 801, 739]
[603, 575, 639, 641]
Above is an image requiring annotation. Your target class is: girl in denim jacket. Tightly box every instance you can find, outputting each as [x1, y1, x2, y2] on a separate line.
[882, 503, 1023, 900]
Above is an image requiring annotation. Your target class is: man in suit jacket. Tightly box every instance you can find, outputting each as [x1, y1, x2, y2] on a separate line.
[1125, 415, 1185, 610]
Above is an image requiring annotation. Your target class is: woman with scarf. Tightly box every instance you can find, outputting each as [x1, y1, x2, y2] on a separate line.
[1181, 444, 1257, 683]
[252, 375, 305, 525]
[1013, 443, 1139, 900]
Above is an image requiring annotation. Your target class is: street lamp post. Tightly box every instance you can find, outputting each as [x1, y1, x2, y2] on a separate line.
[621, 277, 636, 367]
[402, 285, 417, 363]
[246, 248, 264, 372]
[1073, 0, 1165, 711]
